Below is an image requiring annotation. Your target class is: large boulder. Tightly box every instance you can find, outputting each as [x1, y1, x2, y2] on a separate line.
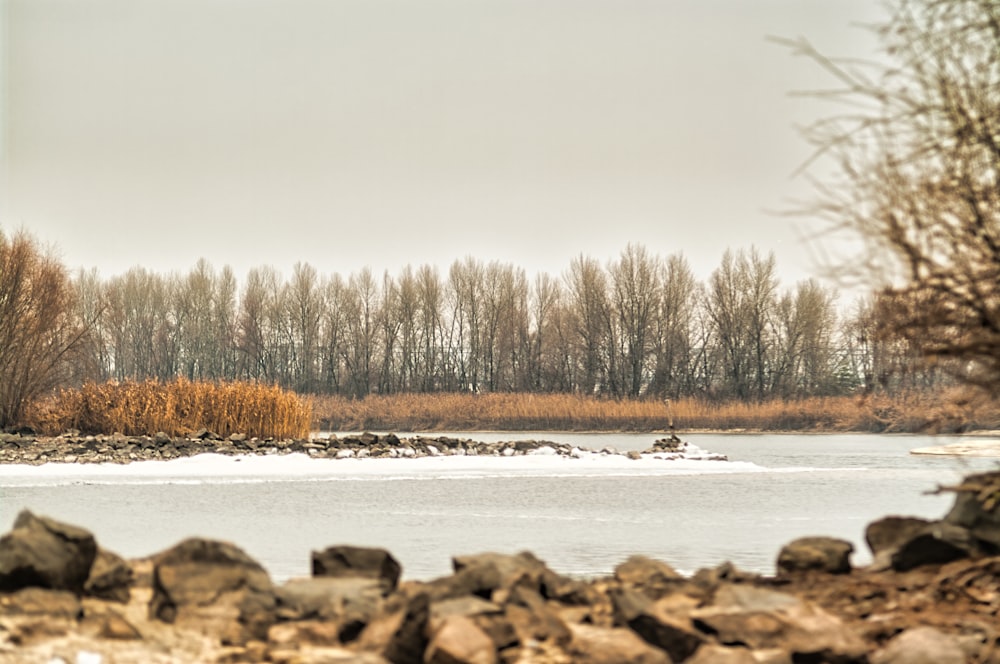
[150, 538, 276, 644]
[275, 576, 384, 643]
[0, 511, 97, 594]
[889, 522, 978, 571]
[312, 545, 402, 593]
[776, 536, 853, 575]
[428, 551, 549, 601]
[690, 584, 867, 662]
[865, 516, 932, 557]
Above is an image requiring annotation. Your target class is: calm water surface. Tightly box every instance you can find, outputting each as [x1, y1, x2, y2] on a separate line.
[0, 433, 996, 582]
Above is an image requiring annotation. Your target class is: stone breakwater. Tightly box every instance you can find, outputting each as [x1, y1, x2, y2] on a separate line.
[1, 474, 1000, 663]
[0, 431, 727, 465]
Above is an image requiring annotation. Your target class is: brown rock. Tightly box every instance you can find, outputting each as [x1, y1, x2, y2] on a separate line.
[691, 585, 866, 662]
[0, 586, 81, 619]
[84, 547, 134, 603]
[615, 555, 684, 590]
[776, 536, 853, 575]
[425, 614, 498, 664]
[611, 586, 703, 662]
[268, 619, 344, 648]
[354, 591, 430, 664]
[567, 623, 672, 664]
[150, 537, 276, 644]
[312, 545, 402, 592]
[685, 645, 758, 664]
[0, 510, 98, 594]
[870, 626, 965, 664]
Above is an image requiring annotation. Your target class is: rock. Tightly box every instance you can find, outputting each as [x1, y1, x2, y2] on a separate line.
[627, 450, 642, 460]
[870, 626, 966, 664]
[0, 510, 98, 594]
[311, 545, 402, 593]
[503, 585, 572, 648]
[611, 586, 704, 662]
[430, 595, 503, 624]
[0, 586, 81, 619]
[354, 591, 430, 664]
[276, 576, 383, 642]
[685, 644, 760, 664]
[84, 548, 134, 603]
[614, 555, 685, 599]
[150, 537, 276, 644]
[566, 623, 672, 664]
[432, 552, 548, 601]
[943, 471, 1000, 549]
[359, 432, 379, 445]
[776, 536, 853, 575]
[865, 516, 932, 556]
[424, 614, 498, 664]
[268, 619, 344, 648]
[80, 607, 143, 640]
[890, 522, 978, 571]
[691, 584, 867, 662]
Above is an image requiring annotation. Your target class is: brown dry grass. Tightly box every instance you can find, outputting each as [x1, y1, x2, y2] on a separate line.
[27, 379, 313, 439]
[312, 390, 1000, 434]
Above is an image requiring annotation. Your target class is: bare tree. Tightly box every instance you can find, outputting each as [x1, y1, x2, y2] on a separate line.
[0, 230, 89, 428]
[784, 0, 1000, 391]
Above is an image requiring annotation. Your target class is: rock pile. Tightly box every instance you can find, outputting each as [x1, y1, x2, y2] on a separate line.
[0, 471, 999, 662]
[0, 431, 726, 465]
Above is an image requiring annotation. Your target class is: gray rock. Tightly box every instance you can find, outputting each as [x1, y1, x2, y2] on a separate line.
[0, 510, 98, 594]
[871, 626, 965, 664]
[311, 545, 402, 593]
[777, 536, 853, 575]
[865, 516, 932, 556]
[890, 522, 977, 571]
[943, 471, 1000, 550]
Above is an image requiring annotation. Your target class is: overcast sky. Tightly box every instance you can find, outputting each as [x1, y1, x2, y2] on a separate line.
[2, 0, 886, 286]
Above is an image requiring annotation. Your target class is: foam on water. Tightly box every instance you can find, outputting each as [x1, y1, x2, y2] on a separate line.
[0, 450, 853, 488]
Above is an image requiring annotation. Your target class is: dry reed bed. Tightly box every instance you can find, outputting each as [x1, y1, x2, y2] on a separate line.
[312, 391, 1000, 434]
[28, 379, 313, 440]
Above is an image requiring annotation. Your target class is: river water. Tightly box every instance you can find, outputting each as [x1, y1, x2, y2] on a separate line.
[0, 433, 996, 582]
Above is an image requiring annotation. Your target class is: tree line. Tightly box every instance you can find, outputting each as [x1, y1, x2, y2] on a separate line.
[61, 243, 940, 401]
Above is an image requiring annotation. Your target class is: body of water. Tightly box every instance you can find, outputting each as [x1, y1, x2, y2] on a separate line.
[0, 433, 996, 582]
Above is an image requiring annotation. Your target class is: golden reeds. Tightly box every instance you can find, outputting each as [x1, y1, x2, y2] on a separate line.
[27, 379, 312, 439]
[311, 390, 1000, 434]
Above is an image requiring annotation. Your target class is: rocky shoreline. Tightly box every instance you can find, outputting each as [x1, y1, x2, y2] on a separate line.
[0, 431, 727, 465]
[0, 471, 999, 662]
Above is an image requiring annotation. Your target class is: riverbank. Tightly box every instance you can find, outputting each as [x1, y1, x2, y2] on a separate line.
[0, 431, 728, 466]
[1, 470, 998, 663]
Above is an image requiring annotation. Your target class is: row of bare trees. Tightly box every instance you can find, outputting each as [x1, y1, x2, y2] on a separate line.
[60, 244, 940, 400]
